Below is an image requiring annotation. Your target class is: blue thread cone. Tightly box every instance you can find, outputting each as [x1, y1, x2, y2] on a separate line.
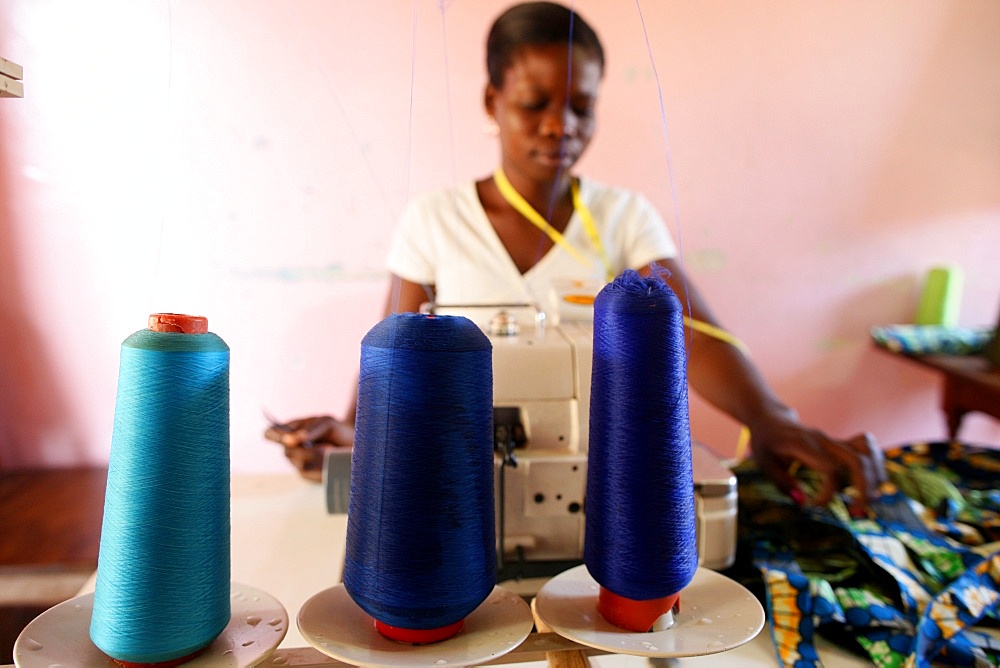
[343, 313, 495, 636]
[584, 270, 698, 601]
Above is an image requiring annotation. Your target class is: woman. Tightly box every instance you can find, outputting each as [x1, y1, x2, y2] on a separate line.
[268, 1, 885, 510]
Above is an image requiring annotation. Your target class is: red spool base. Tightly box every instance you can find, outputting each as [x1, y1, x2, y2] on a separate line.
[597, 587, 680, 633]
[374, 618, 465, 645]
[111, 645, 209, 668]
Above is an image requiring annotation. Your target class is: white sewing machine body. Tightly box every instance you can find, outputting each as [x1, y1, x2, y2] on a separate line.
[488, 315, 737, 576]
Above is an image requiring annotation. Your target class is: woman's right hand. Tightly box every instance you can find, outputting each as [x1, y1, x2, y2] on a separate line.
[264, 415, 355, 449]
[264, 415, 355, 482]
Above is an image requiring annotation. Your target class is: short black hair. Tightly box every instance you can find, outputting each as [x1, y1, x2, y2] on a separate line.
[486, 2, 605, 88]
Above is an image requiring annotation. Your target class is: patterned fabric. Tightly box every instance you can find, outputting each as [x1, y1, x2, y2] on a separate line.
[731, 442, 1000, 667]
[870, 325, 994, 356]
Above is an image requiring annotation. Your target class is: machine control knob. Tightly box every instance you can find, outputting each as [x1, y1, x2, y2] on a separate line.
[489, 310, 520, 337]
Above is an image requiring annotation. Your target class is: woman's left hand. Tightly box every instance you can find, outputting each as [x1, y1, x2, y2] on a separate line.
[749, 411, 887, 513]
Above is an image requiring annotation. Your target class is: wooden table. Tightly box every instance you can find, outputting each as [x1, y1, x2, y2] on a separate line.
[0, 468, 107, 663]
[0, 467, 108, 606]
[875, 348, 1000, 439]
[4, 472, 877, 667]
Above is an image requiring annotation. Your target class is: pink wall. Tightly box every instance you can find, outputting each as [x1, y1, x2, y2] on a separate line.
[1, 1, 997, 472]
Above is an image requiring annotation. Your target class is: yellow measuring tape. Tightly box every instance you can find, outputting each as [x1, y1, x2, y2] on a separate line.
[495, 167, 753, 460]
[493, 167, 615, 282]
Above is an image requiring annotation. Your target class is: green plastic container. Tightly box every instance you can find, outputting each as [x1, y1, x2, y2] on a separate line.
[915, 266, 963, 327]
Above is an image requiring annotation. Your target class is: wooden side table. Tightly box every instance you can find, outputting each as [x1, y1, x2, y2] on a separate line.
[875, 347, 1000, 439]
[0, 468, 107, 663]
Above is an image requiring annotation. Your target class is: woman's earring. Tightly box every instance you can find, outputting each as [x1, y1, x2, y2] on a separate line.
[482, 117, 499, 136]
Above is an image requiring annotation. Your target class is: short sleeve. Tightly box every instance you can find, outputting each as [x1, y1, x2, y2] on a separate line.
[580, 180, 677, 273]
[620, 191, 677, 268]
[386, 195, 438, 285]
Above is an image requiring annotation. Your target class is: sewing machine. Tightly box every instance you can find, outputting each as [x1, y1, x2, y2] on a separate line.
[323, 304, 737, 579]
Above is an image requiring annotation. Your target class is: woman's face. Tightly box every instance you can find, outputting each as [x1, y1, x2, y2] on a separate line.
[486, 43, 602, 185]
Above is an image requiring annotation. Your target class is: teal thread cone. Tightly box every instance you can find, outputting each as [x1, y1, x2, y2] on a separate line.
[90, 318, 231, 664]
